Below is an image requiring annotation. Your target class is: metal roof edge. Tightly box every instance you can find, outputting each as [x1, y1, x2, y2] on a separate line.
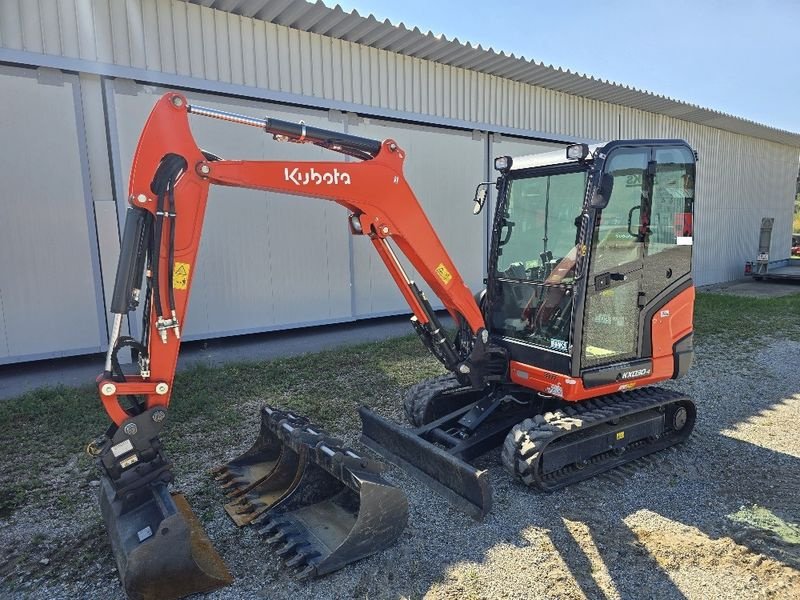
[189, 0, 800, 147]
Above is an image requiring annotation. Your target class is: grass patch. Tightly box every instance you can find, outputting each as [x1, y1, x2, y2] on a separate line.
[0, 292, 797, 512]
[694, 291, 800, 342]
[729, 504, 800, 545]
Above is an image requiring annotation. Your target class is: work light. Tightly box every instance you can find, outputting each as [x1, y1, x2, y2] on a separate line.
[494, 156, 513, 171]
[566, 143, 590, 160]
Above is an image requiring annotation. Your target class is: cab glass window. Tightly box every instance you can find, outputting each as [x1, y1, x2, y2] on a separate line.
[496, 171, 586, 283]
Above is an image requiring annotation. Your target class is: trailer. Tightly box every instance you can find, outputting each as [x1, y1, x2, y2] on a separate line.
[744, 218, 800, 282]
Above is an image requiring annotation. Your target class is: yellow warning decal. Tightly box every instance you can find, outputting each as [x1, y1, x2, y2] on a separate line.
[173, 262, 190, 290]
[435, 263, 453, 286]
[616, 431, 625, 441]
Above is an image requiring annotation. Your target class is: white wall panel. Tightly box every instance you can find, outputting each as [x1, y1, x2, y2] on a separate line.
[78, 73, 120, 334]
[0, 65, 106, 363]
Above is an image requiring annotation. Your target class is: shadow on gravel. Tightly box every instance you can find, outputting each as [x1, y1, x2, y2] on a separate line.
[528, 428, 798, 599]
[545, 511, 689, 600]
[379, 370, 800, 599]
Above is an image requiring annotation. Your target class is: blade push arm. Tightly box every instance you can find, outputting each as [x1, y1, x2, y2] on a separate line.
[98, 92, 490, 426]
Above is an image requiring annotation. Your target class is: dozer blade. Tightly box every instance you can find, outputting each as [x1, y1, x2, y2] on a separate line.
[99, 478, 232, 600]
[214, 405, 408, 578]
[359, 406, 492, 520]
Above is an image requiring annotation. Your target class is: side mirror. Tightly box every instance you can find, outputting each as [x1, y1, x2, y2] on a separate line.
[590, 173, 614, 208]
[472, 182, 490, 215]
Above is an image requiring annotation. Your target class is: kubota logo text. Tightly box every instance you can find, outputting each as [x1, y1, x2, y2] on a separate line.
[284, 167, 351, 186]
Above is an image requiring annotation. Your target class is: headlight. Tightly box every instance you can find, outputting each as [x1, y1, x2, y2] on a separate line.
[494, 156, 513, 171]
[566, 143, 589, 160]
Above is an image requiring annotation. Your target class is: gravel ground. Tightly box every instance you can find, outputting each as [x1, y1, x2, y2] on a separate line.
[2, 335, 799, 599]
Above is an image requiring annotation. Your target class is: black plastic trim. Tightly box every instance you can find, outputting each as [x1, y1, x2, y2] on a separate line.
[672, 332, 694, 379]
[493, 336, 572, 374]
[582, 358, 653, 389]
[598, 139, 696, 156]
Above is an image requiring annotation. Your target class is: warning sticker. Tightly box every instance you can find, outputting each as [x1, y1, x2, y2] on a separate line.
[173, 262, 190, 290]
[435, 263, 453, 286]
[616, 431, 625, 441]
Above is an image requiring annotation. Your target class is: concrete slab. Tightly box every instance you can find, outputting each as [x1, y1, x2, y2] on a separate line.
[0, 314, 443, 401]
[700, 278, 800, 298]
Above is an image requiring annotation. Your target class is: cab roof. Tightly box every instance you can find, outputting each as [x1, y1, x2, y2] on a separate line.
[507, 144, 604, 171]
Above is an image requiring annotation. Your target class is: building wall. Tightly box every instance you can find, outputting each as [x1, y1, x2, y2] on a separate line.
[0, 0, 797, 363]
[0, 65, 108, 362]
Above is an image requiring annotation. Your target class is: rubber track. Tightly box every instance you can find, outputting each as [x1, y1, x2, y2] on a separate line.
[501, 386, 695, 491]
[402, 374, 466, 427]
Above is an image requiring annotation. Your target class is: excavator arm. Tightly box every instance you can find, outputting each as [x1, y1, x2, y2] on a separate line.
[93, 92, 502, 599]
[98, 92, 492, 427]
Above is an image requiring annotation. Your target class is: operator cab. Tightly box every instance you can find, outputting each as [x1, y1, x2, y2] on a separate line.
[487, 140, 696, 380]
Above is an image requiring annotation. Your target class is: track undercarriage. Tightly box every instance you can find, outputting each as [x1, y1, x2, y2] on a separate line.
[361, 375, 695, 518]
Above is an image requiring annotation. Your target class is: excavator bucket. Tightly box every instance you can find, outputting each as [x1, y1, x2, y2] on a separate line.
[213, 405, 408, 577]
[211, 408, 309, 526]
[99, 478, 232, 600]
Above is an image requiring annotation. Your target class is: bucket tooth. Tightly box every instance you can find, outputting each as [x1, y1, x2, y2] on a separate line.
[233, 502, 256, 515]
[276, 540, 302, 556]
[226, 487, 248, 499]
[255, 518, 280, 535]
[295, 565, 315, 580]
[284, 554, 305, 568]
[214, 471, 233, 483]
[99, 479, 232, 600]
[265, 529, 290, 544]
[220, 478, 246, 490]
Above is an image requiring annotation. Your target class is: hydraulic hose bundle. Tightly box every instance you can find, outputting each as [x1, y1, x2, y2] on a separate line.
[102, 154, 187, 417]
[149, 154, 188, 344]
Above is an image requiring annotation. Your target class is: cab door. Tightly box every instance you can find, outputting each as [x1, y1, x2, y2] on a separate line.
[580, 147, 648, 369]
[580, 143, 695, 372]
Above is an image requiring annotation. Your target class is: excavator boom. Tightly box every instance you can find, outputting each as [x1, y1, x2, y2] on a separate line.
[99, 92, 487, 425]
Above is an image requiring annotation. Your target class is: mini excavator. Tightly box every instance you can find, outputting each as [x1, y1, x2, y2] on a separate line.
[92, 92, 697, 599]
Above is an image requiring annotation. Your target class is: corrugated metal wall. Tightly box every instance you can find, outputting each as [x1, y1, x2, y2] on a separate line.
[618, 107, 799, 283]
[0, 0, 621, 138]
[0, 0, 797, 363]
[0, 64, 107, 362]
